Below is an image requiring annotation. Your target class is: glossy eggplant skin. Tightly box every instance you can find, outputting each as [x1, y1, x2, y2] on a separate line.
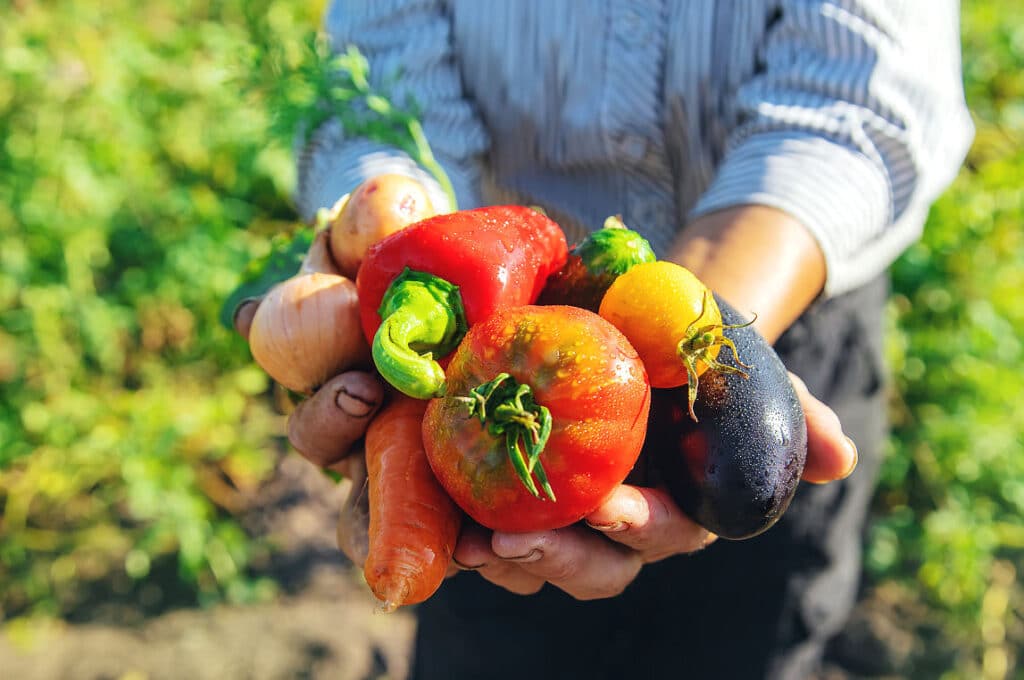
[648, 296, 807, 540]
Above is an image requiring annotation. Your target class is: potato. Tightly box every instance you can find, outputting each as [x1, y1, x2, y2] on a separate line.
[328, 174, 436, 278]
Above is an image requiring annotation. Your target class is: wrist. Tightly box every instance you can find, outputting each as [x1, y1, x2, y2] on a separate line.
[667, 205, 826, 343]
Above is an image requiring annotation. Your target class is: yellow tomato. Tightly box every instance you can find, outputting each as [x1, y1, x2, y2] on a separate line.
[599, 260, 723, 389]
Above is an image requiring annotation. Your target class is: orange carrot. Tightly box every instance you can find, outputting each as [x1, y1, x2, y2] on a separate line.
[363, 394, 462, 612]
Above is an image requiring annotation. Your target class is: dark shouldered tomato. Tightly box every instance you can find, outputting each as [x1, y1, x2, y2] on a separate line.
[422, 305, 651, 532]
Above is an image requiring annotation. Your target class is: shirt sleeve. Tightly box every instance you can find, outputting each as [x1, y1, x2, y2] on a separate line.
[689, 0, 974, 297]
[295, 0, 490, 220]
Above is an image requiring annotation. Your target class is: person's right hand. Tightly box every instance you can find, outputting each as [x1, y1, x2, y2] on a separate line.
[236, 291, 382, 567]
[233, 228, 385, 470]
[234, 284, 384, 471]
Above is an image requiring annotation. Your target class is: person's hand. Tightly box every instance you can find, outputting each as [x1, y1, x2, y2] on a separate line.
[335, 452, 371, 567]
[233, 230, 385, 469]
[233, 229, 384, 569]
[238, 275, 382, 568]
[447, 373, 858, 600]
[789, 371, 858, 484]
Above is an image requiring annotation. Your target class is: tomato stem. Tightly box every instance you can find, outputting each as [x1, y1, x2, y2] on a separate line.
[373, 268, 467, 399]
[457, 373, 556, 501]
[676, 290, 756, 421]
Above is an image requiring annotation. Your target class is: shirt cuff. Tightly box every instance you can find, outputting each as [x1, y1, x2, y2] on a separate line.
[689, 131, 893, 298]
[295, 120, 481, 222]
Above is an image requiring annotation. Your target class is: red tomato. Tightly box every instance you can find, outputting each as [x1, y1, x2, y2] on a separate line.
[422, 305, 651, 532]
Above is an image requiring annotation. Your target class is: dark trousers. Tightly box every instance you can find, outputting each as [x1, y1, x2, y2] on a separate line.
[411, 277, 888, 680]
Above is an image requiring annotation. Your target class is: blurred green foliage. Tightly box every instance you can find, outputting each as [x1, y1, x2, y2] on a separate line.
[0, 0, 327, 618]
[1, 0, 1023, 677]
[869, 2, 1024, 677]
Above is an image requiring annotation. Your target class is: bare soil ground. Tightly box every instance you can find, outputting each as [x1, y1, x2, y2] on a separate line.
[0, 455, 417, 680]
[0, 571, 416, 680]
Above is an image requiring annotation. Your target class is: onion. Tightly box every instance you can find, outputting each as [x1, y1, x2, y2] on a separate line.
[248, 272, 370, 394]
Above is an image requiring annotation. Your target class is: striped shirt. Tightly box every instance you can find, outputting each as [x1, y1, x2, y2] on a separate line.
[298, 0, 974, 297]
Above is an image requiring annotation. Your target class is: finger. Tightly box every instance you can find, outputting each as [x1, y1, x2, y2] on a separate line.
[584, 485, 715, 562]
[789, 372, 858, 483]
[490, 526, 642, 601]
[475, 562, 547, 596]
[233, 297, 262, 340]
[451, 524, 545, 595]
[451, 522, 495, 571]
[287, 372, 384, 467]
[326, 455, 356, 479]
[300, 229, 341, 276]
[336, 453, 370, 566]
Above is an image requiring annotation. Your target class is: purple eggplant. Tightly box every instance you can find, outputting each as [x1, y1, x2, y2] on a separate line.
[647, 295, 807, 539]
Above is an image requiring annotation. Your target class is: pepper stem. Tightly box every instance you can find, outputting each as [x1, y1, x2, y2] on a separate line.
[457, 373, 556, 501]
[373, 268, 467, 399]
[676, 290, 757, 422]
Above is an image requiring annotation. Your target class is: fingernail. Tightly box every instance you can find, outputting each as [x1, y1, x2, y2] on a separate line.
[232, 298, 260, 335]
[585, 521, 627, 533]
[233, 297, 259, 319]
[335, 386, 376, 417]
[505, 549, 542, 563]
[841, 436, 859, 479]
[453, 558, 485, 571]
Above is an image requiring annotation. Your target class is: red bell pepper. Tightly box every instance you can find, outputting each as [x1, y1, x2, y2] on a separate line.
[356, 205, 568, 399]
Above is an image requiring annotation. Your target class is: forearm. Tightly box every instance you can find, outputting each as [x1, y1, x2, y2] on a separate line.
[295, 0, 490, 220]
[667, 205, 826, 344]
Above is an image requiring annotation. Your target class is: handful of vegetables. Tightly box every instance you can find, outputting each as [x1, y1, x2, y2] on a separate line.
[233, 174, 807, 612]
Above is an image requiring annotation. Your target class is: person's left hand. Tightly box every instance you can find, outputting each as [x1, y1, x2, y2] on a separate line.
[446, 371, 858, 600]
[450, 484, 708, 599]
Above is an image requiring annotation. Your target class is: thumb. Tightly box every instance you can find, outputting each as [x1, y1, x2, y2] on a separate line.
[233, 297, 263, 341]
[287, 371, 384, 467]
[789, 372, 858, 483]
[336, 452, 371, 567]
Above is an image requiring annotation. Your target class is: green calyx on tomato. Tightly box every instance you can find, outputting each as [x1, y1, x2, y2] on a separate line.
[373, 268, 468, 399]
[576, 215, 657, 277]
[537, 215, 656, 312]
[456, 372, 556, 501]
[675, 290, 755, 421]
[423, 304, 650, 533]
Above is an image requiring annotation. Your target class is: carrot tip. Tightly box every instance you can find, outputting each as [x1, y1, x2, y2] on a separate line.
[373, 577, 411, 614]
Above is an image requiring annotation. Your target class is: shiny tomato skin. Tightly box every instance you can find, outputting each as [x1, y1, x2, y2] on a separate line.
[423, 305, 651, 532]
[599, 260, 723, 388]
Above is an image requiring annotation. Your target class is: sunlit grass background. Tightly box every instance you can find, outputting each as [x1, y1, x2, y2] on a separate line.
[2, 1, 1022, 678]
